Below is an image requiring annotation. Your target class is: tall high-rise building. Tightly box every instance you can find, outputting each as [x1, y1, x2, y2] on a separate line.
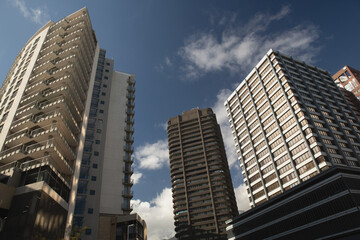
[167, 108, 238, 240]
[0, 8, 136, 239]
[225, 49, 360, 208]
[333, 65, 360, 100]
[71, 49, 135, 239]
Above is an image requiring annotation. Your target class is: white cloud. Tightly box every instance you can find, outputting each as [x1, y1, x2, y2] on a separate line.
[135, 139, 169, 169]
[234, 184, 251, 212]
[212, 89, 238, 167]
[132, 172, 143, 185]
[179, 5, 320, 79]
[155, 122, 168, 131]
[131, 188, 175, 240]
[12, 0, 50, 25]
[165, 57, 172, 66]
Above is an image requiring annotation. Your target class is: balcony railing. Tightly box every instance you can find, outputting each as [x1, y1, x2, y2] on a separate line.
[122, 179, 134, 186]
[122, 166, 134, 174]
[122, 190, 134, 198]
[124, 145, 134, 153]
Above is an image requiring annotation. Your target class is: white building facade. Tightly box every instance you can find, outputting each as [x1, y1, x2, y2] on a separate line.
[225, 49, 360, 208]
[0, 8, 135, 240]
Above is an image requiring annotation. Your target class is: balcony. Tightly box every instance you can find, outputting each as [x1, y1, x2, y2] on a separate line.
[124, 126, 134, 133]
[122, 202, 133, 212]
[122, 190, 134, 198]
[127, 78, 135, 86]
[0, 138, 75, 171]
[122, 166, 134, 174]
[9, 116, 76, 148]
[125, 117, 134, 125]
[124, 156, 134, 164]
[122, 179, 134, 186]
[126, 108, 134, 116]
[126, 93, 135, 100]
[124, 145, 134, 153]
[124, 135, 134, 143]
[127, 86, 135, 93]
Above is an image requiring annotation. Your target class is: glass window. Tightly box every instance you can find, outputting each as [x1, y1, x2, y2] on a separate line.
[88, 208, 93, 214]
[85, 229, 92, 235]
[90, 190, 95, 195]
[91, 176, 97, 181]
[93, 163, 98, 168]
[94, 151, 99, 156]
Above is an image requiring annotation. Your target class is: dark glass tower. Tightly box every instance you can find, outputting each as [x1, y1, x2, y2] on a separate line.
[167, 108, 238, 240]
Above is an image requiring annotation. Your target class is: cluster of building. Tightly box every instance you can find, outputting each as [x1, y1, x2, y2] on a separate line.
[0, 6, 360, 240]
[166, 49, 360, 239]
[0, 8, 146, 240]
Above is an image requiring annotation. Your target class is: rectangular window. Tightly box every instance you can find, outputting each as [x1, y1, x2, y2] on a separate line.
[95, 140, 100, 144]
[100, 101, 105, 105]
[94, 151, 99, 156]
[99, 109, 104, 114]
[105, 69, 109, 72]
[88, 208, 93, 214]
[85, 229, 92, 235]
[90, 190, 95, 195]
[103, 84, 107, 88]
[93, 163, 98, 168]
[91, 176, 97, 181]
[101, 92, 106, 96]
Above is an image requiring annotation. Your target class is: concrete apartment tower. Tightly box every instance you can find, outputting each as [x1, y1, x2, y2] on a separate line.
[71, 49, 136, 239]
[0, 8, 136, 239]
[333, 66, 360, 100]
[167, 108, 238, 240]
[225, 49, 360, 209]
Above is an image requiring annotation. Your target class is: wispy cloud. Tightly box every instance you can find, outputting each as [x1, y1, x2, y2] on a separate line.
[135, 139, 169, 169]
[155, 122, 168, 131]
[155, 56, 173, 72]
[212, 89, 238, 167]
[132, 172, 143, 185]
[131, 187, 175, 239]
[178, 5, 320, 79]
[234, 183, 251, 211]
[11, 0, 50, 25]
[165, 57, 172, 67]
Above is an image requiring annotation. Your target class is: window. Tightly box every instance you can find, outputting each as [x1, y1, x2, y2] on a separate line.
[95, 140, 100, 144]
[101, 92, 106, 96]
[90, 190, 95, 195]
[97, 129, 102, 133]
[104, 76, 108, 80]
[85, 229, 92, 235]
[105, 69, 109, 72]
[93, 163, 98, 168]
[103, 84, 107, 88]
[88, 208, 93, 214]
[99, 109, 104, 114]
[100, 101, 105, 105]
[94, 151, 99, 156]
[91, 176, 97, 181]
[106, 62, 110, 66]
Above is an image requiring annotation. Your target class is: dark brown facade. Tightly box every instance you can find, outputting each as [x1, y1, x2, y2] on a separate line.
[333, 65, 360, 100]
[167, 108, 238, 240]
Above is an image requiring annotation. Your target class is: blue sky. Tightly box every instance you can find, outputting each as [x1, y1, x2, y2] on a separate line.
[1, 0, 360, 239]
